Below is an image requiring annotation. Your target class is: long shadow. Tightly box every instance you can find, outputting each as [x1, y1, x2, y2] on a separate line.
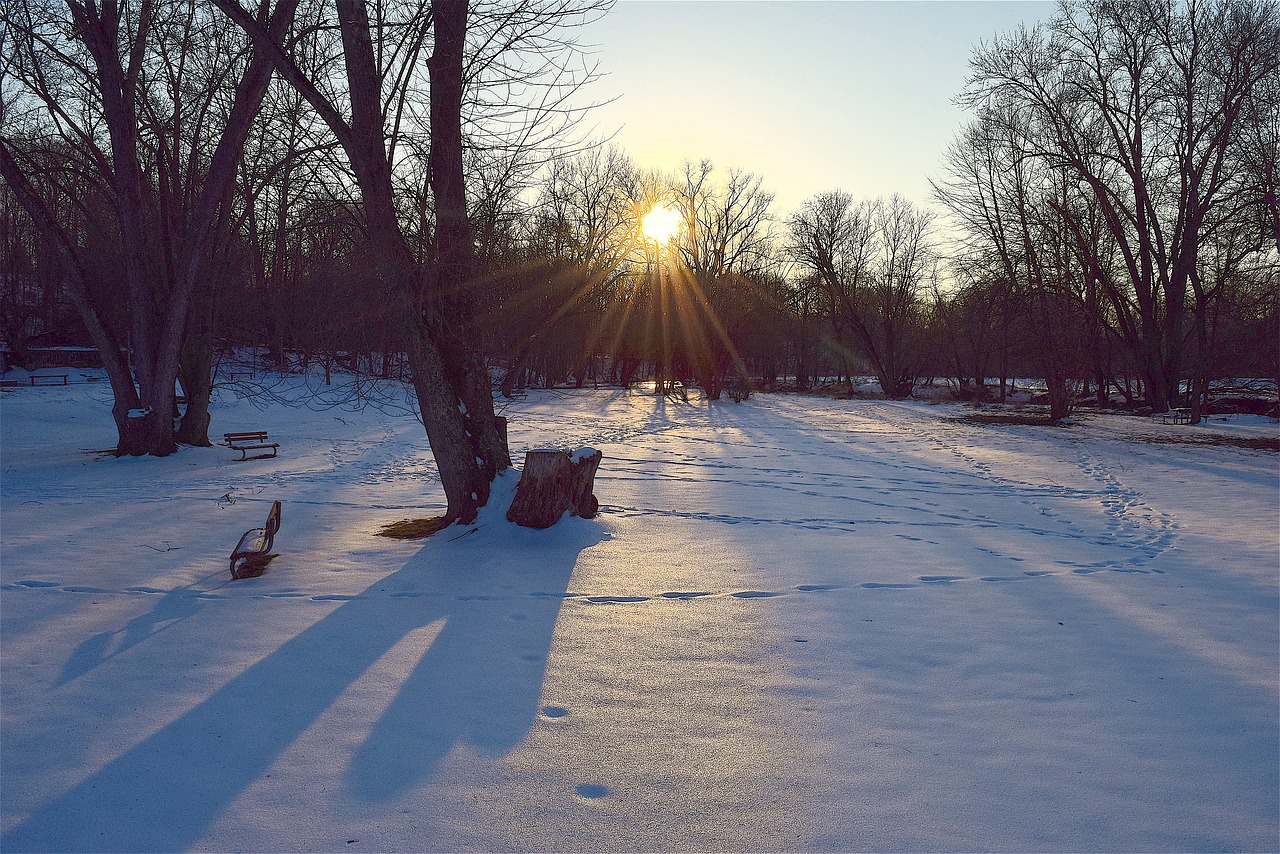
[54, 573, 229, 687]
[2, 518, 602, 853]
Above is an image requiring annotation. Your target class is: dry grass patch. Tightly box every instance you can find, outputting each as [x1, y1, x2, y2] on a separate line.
[377, 517, 453, 539]
[1138, 435, 1279, 452]
[951, 412, 1071, 427]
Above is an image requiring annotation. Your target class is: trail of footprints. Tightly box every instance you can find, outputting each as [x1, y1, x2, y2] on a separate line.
[2, 564, 1164, 604]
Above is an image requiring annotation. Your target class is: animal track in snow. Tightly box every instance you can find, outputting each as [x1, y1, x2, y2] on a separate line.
[2, 561, 1169, 608]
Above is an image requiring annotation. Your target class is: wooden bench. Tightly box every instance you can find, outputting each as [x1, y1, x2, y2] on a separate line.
[230, 500, 282, 579]
[223, 431, 279, 461]
[1161, 408, 1192, 424]
[30, 374, 68, 386]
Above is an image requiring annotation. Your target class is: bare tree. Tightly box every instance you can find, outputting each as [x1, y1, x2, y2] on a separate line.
[670, 160, 775, 399]
[963, 0, 1280, 412]
[213, 0, 505, 524]
[1, 0, 296, 454]
[494, 145, 642, 393]
[788, 192, 935, 398]
[216, 0, 606, 526]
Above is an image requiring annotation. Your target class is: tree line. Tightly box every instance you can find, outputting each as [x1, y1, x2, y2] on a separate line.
[2, 0, 612, 527]
[2, 2, 1277, 482]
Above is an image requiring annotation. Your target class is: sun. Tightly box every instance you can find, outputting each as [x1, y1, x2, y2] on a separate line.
[642, 204, 681, 243]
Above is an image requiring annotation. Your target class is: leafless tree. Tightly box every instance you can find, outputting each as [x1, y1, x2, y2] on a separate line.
[962, 0, 1280, 413]
[216, 0, 607, 525]
[493, 145, 643, 394]
[669, 160, 775, 399]
[1, 0, 295, 454]
[788, 192, 935, 398]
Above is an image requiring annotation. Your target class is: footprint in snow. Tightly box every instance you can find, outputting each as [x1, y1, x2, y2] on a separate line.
[660, 591, 712, 600]
[860, 582, 916, 589]
[575, 784, 609, 799]
[918, 575, 965, 583]
[541, 706, 569, 718]
[732, 590, 783, 598]
[795, 584, 838, 592]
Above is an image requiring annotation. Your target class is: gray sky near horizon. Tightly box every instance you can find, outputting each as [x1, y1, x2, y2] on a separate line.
[578, 1, 1056, 218]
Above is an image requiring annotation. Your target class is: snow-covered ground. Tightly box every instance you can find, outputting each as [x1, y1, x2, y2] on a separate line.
[2, 373, 1277, 852]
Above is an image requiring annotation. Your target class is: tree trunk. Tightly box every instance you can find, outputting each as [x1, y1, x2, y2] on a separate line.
[507, 448, 602, 529]
[0, 142, 145, 454]
[424, 0, 510, 511]
[1045, 369, 1073, 421]
[176, 331, 215, 446]
[176, 231, 220, 446]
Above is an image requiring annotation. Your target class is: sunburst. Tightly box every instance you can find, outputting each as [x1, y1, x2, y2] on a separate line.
[641, 205, 681, 243]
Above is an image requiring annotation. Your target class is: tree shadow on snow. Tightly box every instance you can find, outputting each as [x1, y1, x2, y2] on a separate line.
[2, 518, 603, 853]
[53, 576, 221, 687]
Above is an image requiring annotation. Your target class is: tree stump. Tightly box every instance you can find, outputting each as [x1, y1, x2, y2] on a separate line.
[507, 448, 602, 529]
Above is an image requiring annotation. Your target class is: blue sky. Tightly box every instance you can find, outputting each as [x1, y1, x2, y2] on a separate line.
[580, 1, 1055, 217]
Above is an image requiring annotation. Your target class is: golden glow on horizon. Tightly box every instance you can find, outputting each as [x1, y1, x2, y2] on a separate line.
[472, 200, 757, 399]
[641, 205, 681, 243]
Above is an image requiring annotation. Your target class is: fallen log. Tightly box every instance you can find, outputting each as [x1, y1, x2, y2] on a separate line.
[507, 447, 602, 529]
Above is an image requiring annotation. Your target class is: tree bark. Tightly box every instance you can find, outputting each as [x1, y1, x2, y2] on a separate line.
[507, 448, 602, 529]
[425, 0, 511, 510]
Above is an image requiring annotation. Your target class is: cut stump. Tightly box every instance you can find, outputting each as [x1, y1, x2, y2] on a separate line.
[507, 448, 602, 529]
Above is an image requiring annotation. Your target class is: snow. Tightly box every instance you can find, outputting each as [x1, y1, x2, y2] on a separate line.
[2, 373, 1277, 852]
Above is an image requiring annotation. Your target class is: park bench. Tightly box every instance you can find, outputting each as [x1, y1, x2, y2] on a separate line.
[223, 431, 279, 461]
[230, 500, 282, 579]
[30, 374, 69, 386]
[1161, 408, 1192, 425]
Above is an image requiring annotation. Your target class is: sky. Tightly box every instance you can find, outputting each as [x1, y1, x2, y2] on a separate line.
[579, 1, 1056, 218]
